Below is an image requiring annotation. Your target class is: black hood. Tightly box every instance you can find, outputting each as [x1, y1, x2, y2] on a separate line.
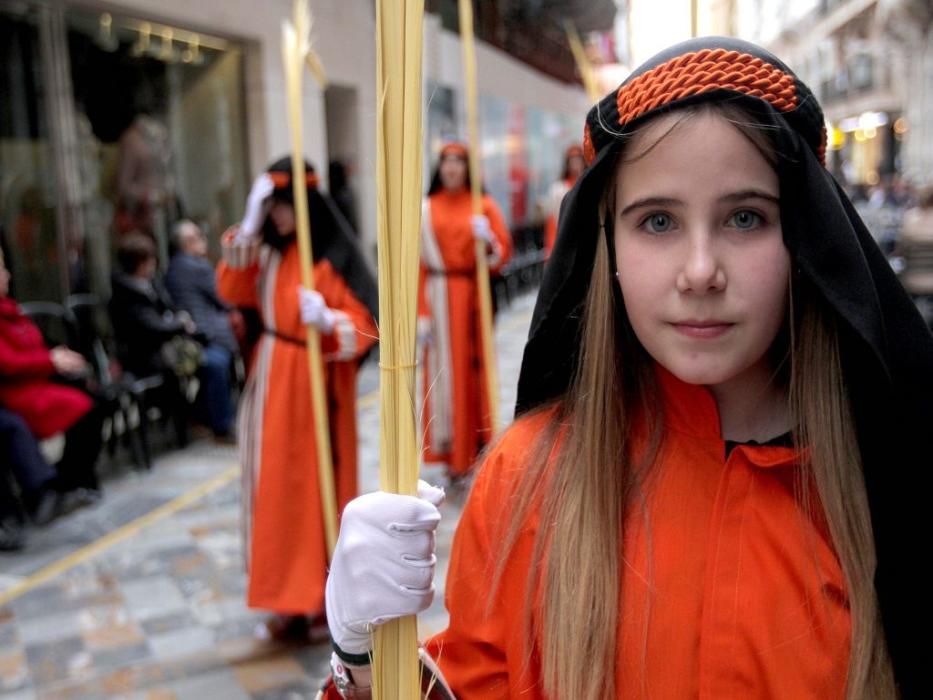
[261, 156, 378, 322]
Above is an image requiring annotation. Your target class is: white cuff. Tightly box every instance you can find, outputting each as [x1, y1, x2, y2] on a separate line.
[326, 311, 358, 361]
[485, 237, 503, 268]
[222, 230, 260, 269]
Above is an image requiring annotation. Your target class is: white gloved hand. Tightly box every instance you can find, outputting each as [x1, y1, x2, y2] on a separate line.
[238, 174, 276, 240]
[471, 214, 493, 244]
[326, 480, 445, 657]
[298, 287, 337, 332]
[416, 316, 433, 347]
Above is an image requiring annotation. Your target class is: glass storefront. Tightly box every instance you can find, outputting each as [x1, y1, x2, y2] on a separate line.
[0, 2, 249, 303]
[1, 3, 60, 301]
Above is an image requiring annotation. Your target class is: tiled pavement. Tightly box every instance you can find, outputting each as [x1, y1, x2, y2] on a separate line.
[0, 292, 537, 699]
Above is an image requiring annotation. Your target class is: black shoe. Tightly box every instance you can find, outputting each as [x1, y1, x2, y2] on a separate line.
[23, 482, 62, 527]
[59, 487, 102, 514]
[0, 517, 26, 552]
[259, 614, 314, 645]
[306, 610, 330, 644]
[29, 489, 62, 526]
[212, 430, 237, 446]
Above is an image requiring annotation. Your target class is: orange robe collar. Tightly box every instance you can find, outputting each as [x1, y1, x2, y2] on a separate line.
[655, 364, 799, 469]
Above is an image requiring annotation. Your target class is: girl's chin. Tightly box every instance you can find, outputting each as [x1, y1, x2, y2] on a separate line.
[660, 359, 743, 388]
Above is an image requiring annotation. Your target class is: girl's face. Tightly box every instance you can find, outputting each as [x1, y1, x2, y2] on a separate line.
[439, 155, 468, 191]
[613, 111, 789, 389]
[269, 200, 297, 236]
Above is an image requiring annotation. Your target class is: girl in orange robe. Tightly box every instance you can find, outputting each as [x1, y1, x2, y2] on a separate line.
[217, 158, 377, 640]
[418, 143, 512, 479]
[542, 144, 584, 258]
[321, 38, 928, 699]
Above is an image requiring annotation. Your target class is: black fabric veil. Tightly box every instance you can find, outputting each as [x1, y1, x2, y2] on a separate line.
[261, 156, 378, 322]
[516, 37, 931, 696]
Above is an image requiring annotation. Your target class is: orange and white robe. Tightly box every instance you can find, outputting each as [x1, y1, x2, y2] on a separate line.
[418, 190, 512, 476]
[217, 230, 377, 614]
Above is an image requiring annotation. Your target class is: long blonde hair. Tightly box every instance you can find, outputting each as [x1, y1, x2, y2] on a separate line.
[494, 104, 896, 699]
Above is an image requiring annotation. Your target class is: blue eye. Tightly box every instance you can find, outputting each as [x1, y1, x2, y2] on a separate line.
[642, 213, 673, 233]
[729, 210, 764, 229]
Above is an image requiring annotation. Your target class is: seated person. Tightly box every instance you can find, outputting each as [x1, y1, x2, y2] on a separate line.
[0, 250, 102, 515]
[0, 408, 61, 550]
[109, 232, 198, 376]
[109, 232, 199, 444]
[165, 220, 238, 439]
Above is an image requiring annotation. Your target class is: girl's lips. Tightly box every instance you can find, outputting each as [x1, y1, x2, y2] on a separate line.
[670, 322, 734, 339]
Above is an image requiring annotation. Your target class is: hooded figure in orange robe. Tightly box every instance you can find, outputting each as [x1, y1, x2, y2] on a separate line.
[418, 143, 512, 479]
[217, 158, 377, 636]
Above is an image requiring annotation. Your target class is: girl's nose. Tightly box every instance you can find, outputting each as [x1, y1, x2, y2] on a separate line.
[676, 231, 726, 294]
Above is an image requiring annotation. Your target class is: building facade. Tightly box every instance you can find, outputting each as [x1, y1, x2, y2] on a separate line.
[730, 0, 933, 190]
[0, 0, 597, 303]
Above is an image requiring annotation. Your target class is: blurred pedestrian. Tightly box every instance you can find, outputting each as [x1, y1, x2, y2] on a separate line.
[543, 144, 585, 258]
[896, 187, 933, 298]
[217, 157, 378, 642]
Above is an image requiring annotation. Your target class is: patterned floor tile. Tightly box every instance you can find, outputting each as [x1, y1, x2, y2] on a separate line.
[0, 293, 538, 699]
[0, 647, 29, 692]
[121, 578, 188, 624]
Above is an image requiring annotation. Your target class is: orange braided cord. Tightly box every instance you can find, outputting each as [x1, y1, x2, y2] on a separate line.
[583, 123, 596, 165]
[616, 49, 797, 128]
[269, 171, 320, 189]
[440, 142, 469, 159]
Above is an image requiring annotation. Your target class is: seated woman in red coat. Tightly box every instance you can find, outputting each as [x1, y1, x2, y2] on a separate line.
[0, 248, 102, 507]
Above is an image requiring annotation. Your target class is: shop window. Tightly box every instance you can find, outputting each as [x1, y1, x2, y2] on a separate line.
[65, 9, 249, 299]
[0, 4, 61, 302]
[1, 5, 249, 303]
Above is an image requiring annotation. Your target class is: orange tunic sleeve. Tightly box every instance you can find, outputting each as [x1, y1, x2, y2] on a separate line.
[216, 226, 261, 309]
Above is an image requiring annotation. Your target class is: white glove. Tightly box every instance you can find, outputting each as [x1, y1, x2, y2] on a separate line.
[471, 214, 493, 244]
[416, 317, 433, 347]
[326, 480, 445, 656]
[238, 173, 275, 240]
[298, 287, 336, 332]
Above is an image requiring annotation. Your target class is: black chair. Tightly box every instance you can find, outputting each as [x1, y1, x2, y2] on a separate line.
[18, 301, 75, 349]
[65, 294, 164, 470]
[105, 298, 193, 453]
